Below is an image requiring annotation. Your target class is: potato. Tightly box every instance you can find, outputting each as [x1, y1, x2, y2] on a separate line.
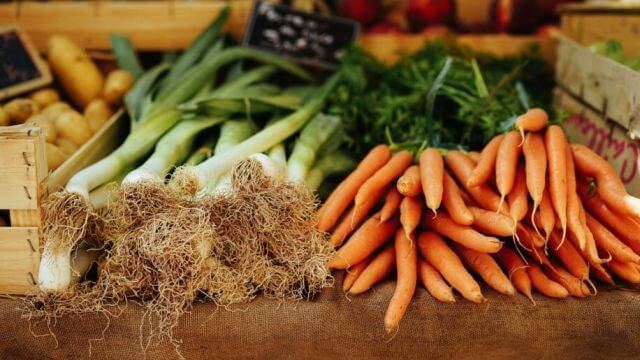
[27, 114, 58, 143]
[103, 70, 134, 106]
[84, 99, 113, 133]
[47, 35, 104, 108]
[56, 138, 79, 157]
[54, 111, 92, 146]
[45, 143, 67, 171]
[42, 101, 72, 119]
[4, 98, 40, 125]
[30, 88, 61, 108]
[0, 107, 9, 126]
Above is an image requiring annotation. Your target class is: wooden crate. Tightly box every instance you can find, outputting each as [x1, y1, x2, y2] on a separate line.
[555, 35, 640, 139]
[560, 2, 640, 58]
[0, 112, 127, 294]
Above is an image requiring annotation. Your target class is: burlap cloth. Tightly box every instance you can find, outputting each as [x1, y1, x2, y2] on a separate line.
[2, 272, 639, 359]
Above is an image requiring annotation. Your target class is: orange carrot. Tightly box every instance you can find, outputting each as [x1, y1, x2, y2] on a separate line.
[494, 247, 533, 302]
[584, 226, 608, 265]
[423, 212, 503, 253]
[517, 223, 546, 249]
[420, 148, 444, 214]
[329, 187, 387, 246]
[523, 132, 547, 232]
[545, 125, 568, 245]
[349, 244, 395, 295]
[607, 260, 640, 283]
[527, 262, 568, 299]
[418, 231, 484, 303]
[468, 206, 513, 237]
[544, 261, 590, 298]
[400, 196, 423, 239]
[538, 187, 556, 241]
[328, 213, 398, 269]
[565, 144, 587, 250]
[548, 230, 589, 279]
[495, 131, 523, 212]
[384, 229, 418, 333]
[585, 213, 640, 264]
[380, 187, 403, 223]
[467, 151, 481, 164]
[342, 257, 371, 292]
[467, 134, 504, 188]
[397, 165, 422, 197]
[455, 244, 515, 296]
[590, 261, 616, 285]
[572, 143, 640, 219]
[417, 258, 455, 303]
[508, 163, 528, 231]
[446, 150, 508, 214]
[354, 151, 414, 216]
[318, 145, 391, 231]
[442, 172, 474, 225]
[515, 108, 549, 141]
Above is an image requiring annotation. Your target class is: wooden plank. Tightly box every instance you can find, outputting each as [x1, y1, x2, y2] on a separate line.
[0, 227, 39, 294]
[555, 35, 640, 138]
[47, 109, 127, 191]
[0, 131, 40, 210]
[554, 87, 640, 197]
[9, 209, 40, 228]
[559, 2, 640, 14]
[561, 12, 640, 58]
[0, 1, 257, 52]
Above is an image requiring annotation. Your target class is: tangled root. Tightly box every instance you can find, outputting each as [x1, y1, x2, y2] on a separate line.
[42, 192, 97, 251]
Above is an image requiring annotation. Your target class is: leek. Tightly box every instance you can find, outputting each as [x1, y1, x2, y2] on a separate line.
[185, 132, 218, 166]
[209, 119, 257, 192]
[305, 152, 356, 190]
[287, 113, 341, 182]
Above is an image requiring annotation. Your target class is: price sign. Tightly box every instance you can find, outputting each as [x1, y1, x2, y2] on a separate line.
[243, 1, 360, 69]
[0, 26, 51, 100]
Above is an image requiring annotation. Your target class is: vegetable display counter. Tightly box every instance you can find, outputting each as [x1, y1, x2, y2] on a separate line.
[2, 273, 639, 359]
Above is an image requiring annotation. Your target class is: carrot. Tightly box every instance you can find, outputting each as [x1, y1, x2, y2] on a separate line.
[538, 187, 556, 241]
[446, 150, 508, 214]
[417, 258, 455, 303]
[423, 212, 503, 253]
[545, 125, 568, 246]
[384, 229, 418, 333]
[342, 258, 371, 292]
[467, 151, 481, 164]
[523, 132, 547, 233]
[607, 260, 640, 283]
[328, 213, 399, 269]
[397, 165, 422, 197]
[494, 247, 533, 302]
[495, 131, 522, 211]
[589, 261, 616, 285]
[548, 230, 589, 279]
[527, 262, 568, 299]
[585, 213, 640, 264]
[515, 108, 549, 141]
[517, 223, 546, 249]
[380, 187, 402, 223]
[418, 231, 484, 303]
[507, 163, 528, 231]
[583, 226, 608, 265]
[329, 187, 387, 246]
[544, 261, 590, 297]
[467, 134, 504, 188]
[354, 150, 414, 216]
[400, 196, 423, 239]
[572, 143, 640, 219]
[442, 172, 474, 225]
[318, 145, 391, 231]
[468, 206, 513, 237]
[455, 245, 515, 296]
[565, 145, 587, 250]
[349, 244, 395, 295]
[419, 148, 444, 214]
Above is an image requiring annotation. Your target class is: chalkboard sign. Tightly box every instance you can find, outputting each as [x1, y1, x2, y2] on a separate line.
[243, 1, 360, 68]
[0, 26, 51, 100]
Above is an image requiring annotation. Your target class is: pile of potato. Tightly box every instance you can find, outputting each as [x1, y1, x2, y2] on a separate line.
[0, 35, 133, 172]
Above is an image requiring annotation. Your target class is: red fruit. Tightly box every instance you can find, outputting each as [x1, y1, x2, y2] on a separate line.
[368, 21, 405, 34]
[406, 0, 454, 31]
[492, 0, 540, 34]
[340, 0, 381, 26]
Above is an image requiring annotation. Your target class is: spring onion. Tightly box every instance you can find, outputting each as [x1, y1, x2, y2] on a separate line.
[287, 113, 341, 182]
[305, 152, 356, 190]
[185, 131, 218, 166]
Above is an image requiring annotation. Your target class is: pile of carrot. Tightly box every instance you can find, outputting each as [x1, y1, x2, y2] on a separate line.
[318, 107, 640, 333]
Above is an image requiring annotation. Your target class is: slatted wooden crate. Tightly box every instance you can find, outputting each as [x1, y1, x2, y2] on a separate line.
[0, 112, 127, 294]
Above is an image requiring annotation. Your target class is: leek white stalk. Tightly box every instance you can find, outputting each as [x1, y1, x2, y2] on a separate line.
[123, 116, 225, 184]
[287, 113, 340, 182]
[305, 152, 356, 190]
[209, 119, 256, 192]
[174, 74, 339, 194]
[268, 144, 287, 168]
